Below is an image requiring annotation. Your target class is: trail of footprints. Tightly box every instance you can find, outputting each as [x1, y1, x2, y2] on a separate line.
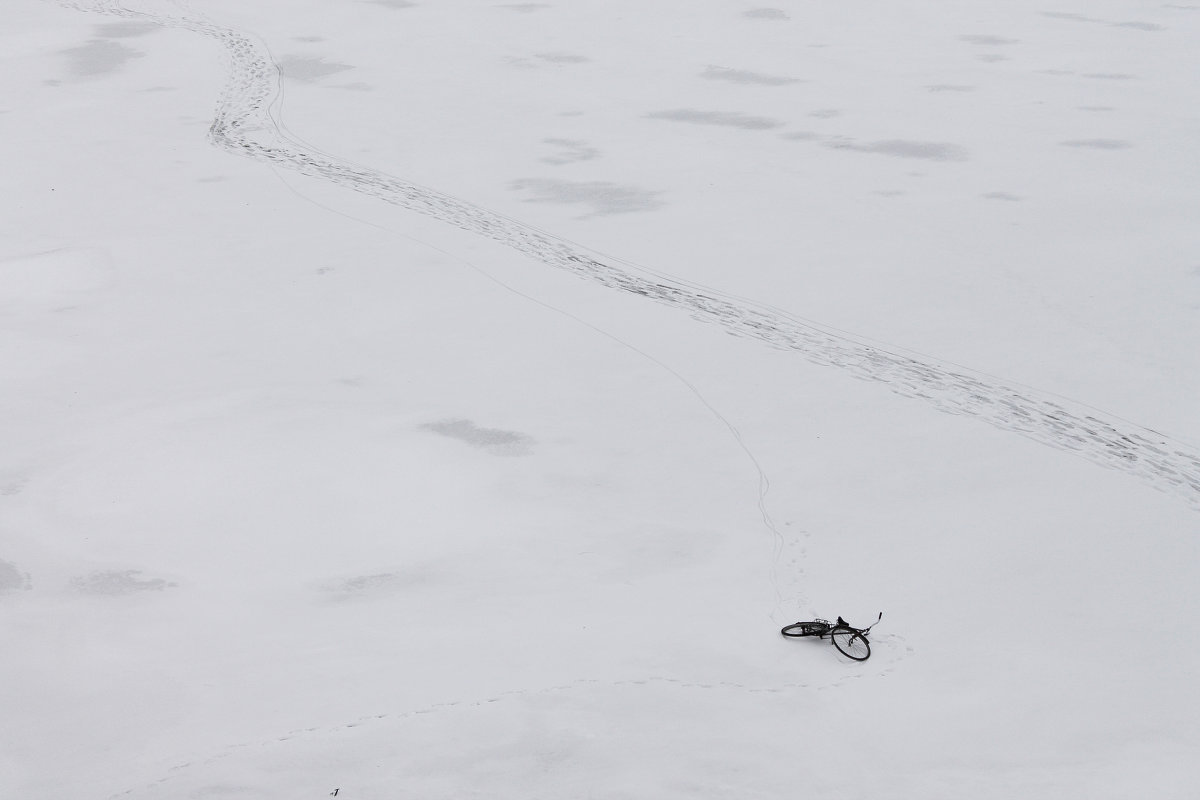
[111, 647, 915, 799]
[59, 0, 1200, 510]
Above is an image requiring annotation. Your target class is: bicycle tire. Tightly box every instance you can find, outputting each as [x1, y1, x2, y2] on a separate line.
[781, 622, 826, 638]
[831, 629, 871, 661]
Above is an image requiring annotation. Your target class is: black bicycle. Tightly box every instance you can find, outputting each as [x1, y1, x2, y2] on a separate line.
[780, 612, 882, 661]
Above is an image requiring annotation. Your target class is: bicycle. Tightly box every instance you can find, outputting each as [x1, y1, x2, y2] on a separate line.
[780, 612, 882, 661]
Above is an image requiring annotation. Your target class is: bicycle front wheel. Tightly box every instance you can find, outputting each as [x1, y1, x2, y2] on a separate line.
[831, 629, 871, 661]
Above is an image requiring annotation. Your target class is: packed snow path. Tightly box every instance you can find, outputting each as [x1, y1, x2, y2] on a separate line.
[56, 0, 1200, 511]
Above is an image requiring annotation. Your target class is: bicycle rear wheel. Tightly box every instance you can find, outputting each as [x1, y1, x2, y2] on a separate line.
[831, 629, 871, 661]
[781, 622, 826, 638]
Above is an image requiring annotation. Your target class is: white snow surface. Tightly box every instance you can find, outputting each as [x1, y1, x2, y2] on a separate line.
[3, 1, 1199, 797]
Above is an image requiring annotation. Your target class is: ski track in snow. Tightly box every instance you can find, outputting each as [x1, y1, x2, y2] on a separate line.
[52, 1, 1200, 512]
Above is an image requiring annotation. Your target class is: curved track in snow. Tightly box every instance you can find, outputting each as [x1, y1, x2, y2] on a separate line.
[56, 0, 1200, 511]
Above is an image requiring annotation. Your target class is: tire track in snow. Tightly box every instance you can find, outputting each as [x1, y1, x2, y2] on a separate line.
[55, 0, 1200, 511]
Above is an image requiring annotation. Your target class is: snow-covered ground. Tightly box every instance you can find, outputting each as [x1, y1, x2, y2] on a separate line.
[3, 1, 1198, 797]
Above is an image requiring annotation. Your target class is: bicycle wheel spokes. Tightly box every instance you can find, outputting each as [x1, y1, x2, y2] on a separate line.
[831, 629, 871, 661]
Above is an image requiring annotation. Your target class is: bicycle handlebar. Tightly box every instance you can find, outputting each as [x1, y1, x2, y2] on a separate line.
[841, 611, 883, 634]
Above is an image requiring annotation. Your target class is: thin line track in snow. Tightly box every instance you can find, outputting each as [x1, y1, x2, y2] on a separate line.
[105, 663, 911, 800]
[265, 163, 797, 618]
[51, 0, 1200, 516]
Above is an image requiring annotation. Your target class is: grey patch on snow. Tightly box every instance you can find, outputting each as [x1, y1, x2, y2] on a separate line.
[0, 475, 27, 495]
[198, 175, 228, 182]
[646, 109, 783, 130]
[1041, 11, 1102, 23]
[701, 66, 801, 86]
[541, 138, 599, 165]
[421, 419, 535, 456]
[782, 131, 820, 140]
[826, 138, 969, 161]
[927, 84, 975, 92]
[1111, 21, 1166, 30]
[293, 36, 325, 43]
[324, 572, 424, 600]
[1060, 139, 1132, 149]
[1084, 72, 1138, 80]
[0, 560, 32, 594]
[977, 54, 1009, 63]
[744, 8, 789, 20]
[333, 82, 373, 91]
[141, 85, 175, 92]
[498, 3, 550, 11]
[809, 108, 840, 118]
[1043, 11, 1165, 30]
[61, 39, 144, 77]
[72, 570, 177, 596]
[1038, 68, 1075, 75]
[277, 55, 354, 82]
[368, 0, 417, 8]
[1078, 105, 1115, 111]
[96, 21, 158, 38]
[537, 52, 590, 63]
[983, 191, 1023, 201]
[510, 178, 663, 216]
[959, 34, 1019, 45]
